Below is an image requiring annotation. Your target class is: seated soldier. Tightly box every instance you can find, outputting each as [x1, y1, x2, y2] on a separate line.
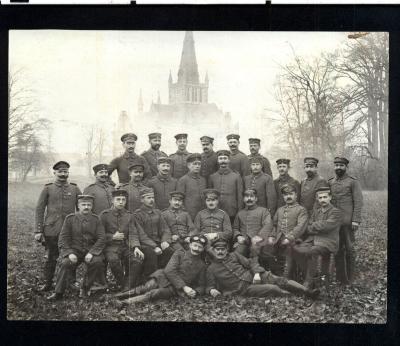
[48, 195, 106, 300]
[100, 189, 147, 291]
[264, 184, 308, 277]
[206, 238, 319, 299]
[161, 191, 195, 251]
[232, 189, 273, 258]
[292, 187, 342, 288]
[116, 235, 208, 304]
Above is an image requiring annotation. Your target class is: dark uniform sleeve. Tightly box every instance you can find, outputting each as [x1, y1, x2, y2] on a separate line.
[265, 177, 277, 216]
[133, 212, 157, 248]
[159, 213, 172, 243]
[186, 213, 195, 235]
[287, 207, 309, 241]
[235, 252, 265, 274]
[236, 175, 244, 210]
[232, 214, 241, 240]
[107, 157, 120, 185]
[75, 185, 82, 210]
[258, 209, 273, 240]
[241, 155, 250, 177]
[206, 266, 217, 293]
[270, 210, 279, 238]
[176, 176, 186, 194]
[89, 217, 106, 255]
[35, 186, 48, 234]
[295, 180, 301, 203]
[312, 207, 343, 233]
[192, 212, 201, 236]
[263, 157, 273, 178]
[128, 215, 141, 249]
[58, 215, 73, 257]
[351, 179, 363, 224]
[164, 250, 187, 290]
[99, 211, 113, 244]
[221, 211, 233, 241]
[194, 265, 207, 295]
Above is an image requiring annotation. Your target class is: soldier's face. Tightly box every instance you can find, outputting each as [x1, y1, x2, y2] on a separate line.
[189, 241, 205, 256]
[158, 163, 171, 175]
[176, 138, 187, 151]
[113, 196, 127, 209]
[317, 192, 332, 207]
[213, 246, 228, 259]
[304, 164, 317, 177]
[277, 164, 289, 175]
[201, 141, 213, 153]
[130, 169, 144, 182]
[150, 138, 161, 150]
[95, 169, 108, 183]
[205, 197, 219, 210]
[142, 194, 155, 207]
[251, 162, 262, 174]
[244, 192, 257, 207]
[170, 196, 183, 209]
[78, 201, 93, 215]
[249, 143, 260, 154]
[334, 163, 347, 176]
[54, 168, 69, 181]
[217, 155, 230, 168]
[283, 191, 296, 205]
[123, 140, 136, 152]
[188, 161, 201, 173]
[227, 139, 239, 150]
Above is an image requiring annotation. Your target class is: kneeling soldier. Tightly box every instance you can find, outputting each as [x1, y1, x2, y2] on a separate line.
[48, 195, 106, 300]
[100, 190, 146, 291]
[116, 235, 208, 304]
[206, 238, 319, 299]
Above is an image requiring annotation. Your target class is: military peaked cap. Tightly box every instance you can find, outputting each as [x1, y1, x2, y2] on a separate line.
[248, 138, 261, 144]
[121, 133, 138, 142]
[216, 150, 231, 158]
[249, 156, 263, 164]
[226, 134, 240, 141]
[148, 133, 162, 139]
[157, 157, 172, 165]
[334, 157, 349, 165]
[280, 183, 296, 194]
[304, 157, 319, 165]
[53, 161, 70, 170]
[174, 133, 188, 140]
[77, 194, 94, 202]
[186, 153, 202, 163]
[211, 238, 229, 248]
[112, 189, 128, 198]
[276, 158, 290, 165]
[140, 187, 154, 197]
[203, 188, 220, 199]
[244, 188, 258, 196]
[169, 191, 185, 200]
[200, 135, 214, 143]
[128, 162, 145, 171]
[93, 163, 109, 174]
[315, 186, 331, 194]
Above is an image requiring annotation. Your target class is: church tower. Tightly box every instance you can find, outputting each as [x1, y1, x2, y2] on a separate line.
[169, 31, 209, 105]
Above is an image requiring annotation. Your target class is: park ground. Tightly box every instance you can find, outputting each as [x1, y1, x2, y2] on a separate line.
[7, 183, 387, 322]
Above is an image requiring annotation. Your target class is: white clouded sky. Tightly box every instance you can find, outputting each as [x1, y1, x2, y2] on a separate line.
[9, 30, 350, 155]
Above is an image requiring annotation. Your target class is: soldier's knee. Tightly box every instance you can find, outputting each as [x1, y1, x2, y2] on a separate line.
[89, 256, 104, 268]
[60, 258, 73, 268]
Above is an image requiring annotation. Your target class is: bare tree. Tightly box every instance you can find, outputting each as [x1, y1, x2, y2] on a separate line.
[85, 124, 108, 177]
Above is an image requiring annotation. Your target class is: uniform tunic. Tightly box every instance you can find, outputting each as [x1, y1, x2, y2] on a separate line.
[83, 181, 114, 215]
[161, 207, 195, 240]
[328, 173, 363, 225]
[208, 167, 243, 218]
[169, 150, 191, 179]
[229, 150, 250, 177]
[177, 172, 207, 220]
[299, 174, 328, 214]
[248, 153, 273, 178]
[200, 151, 218, 181]
[233, 205, 272, 241]
[147, 174, 178, 211]
[271, 203, 308, 242]
[141, 148, 168, 177]
[244, 172, 277, 215]
[274, 174, 301, 209]
[119, 181, 147, 213]
[108, 151, 151, 184]
[193, 209, 232, 241]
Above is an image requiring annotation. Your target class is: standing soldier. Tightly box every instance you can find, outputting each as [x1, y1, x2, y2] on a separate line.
[169, 133, 191, 179]
[209, 150, 243, 224]
[274, 158, 300, 209]
[177, 153, 207, 221]
[83, 163, 115, 215]
[108, 133, 151, 184]
[141, 133, 168, 177]
[300, 157, 328, 216]
[226, 134, 250, 178]
[248, 138, 273, 177]
[147, 157, 177, 211]
[328, 157, 363, 285]
[199, 135, 218, 182]
[244, 156, 277, 216]
[48, 195, 106, 300]
[35, 161, 82, 292]
[120, 162, 148, 213]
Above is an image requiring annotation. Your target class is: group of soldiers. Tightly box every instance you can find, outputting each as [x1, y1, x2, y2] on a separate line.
[34, 132, 363, 303]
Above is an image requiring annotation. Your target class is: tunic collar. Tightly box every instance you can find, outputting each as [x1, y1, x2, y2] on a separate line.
[54, 181, 69, 187]
[123, 151, 138, 159]
[245, 204, 258, 211]
[278, 174, 291, 182]
[76, 212, 91, 222]
[188, 171, 200, 179]
[175, 150, 189, 155]
[335, 172, 349, 181]
[157, 173, 171, 182]
[112, 206, 126, 216]
[202, 150, 215, 158]
[317, 204, 333, 214]
[140, 205, 155, 214]
[284, 202, 299, 209]
[218, 167, 232, 175]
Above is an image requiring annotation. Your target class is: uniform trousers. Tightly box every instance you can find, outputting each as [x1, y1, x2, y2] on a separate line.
[335, 225, 356, 284]
[140, 245, 174, 282]
[239, 271, 290, 297]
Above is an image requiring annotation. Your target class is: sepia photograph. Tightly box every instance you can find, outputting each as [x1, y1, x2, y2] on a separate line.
[7, 30, 388, 322]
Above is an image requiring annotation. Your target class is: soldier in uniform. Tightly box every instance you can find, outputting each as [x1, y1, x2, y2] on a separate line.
[48, 195, 106, 300]
[116, 235, 208, 304]
[119, 161, 148, 213]
[169, 133, 191, 179]
[161, 191, 195, 251]
[83, 163, 115, 215]
[226, 134, 250, 178]
[292, 186, 342, 288]
[177, 153, 207, 220]
[141, 133, 168, 177]
[244, 156, 277, 216]
[206, 238, 319, 299]
[265, 184, 308, 277]
[299, 157, 328, 216]
[208, 150, 243, 224]
[108, 133, 151, 184]
[147, 157, 177, 210]
[248, 138, 273, 177]
[328, 157, 363, 284]
[199, 135, 218, 182]
[274, 158, 300, 208]
[232, 189, 273, 258]
[133, 188, 174, 279]
[35, 161, 82, 291]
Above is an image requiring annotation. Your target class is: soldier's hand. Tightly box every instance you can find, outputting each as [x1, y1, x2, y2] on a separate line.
[281, 238, 290, 245]
[183, 286, 196, 298]
[184, 236, 190, 243]
[253, 273, 261, 284]
[113, 232, 124, 241]
[237, 235, 246, 244]
[85, 253, 93, 263]
[34, 233, 43, 243]
[210, 289, 221, 297]
[352, 222, 359, 232]
[206, 233, 218, 241]
[161, 241, 170, 250]
[134, 247, 144, 260]
[154, 247, 162, 255]
[172, 235, 179, 242]
[267, 237, 275, 245]
[68, 253, 78, 263]
[251, 235, 263, 246]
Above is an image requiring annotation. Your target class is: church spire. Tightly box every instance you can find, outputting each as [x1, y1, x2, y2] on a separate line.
[177, 31, 199, 84]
